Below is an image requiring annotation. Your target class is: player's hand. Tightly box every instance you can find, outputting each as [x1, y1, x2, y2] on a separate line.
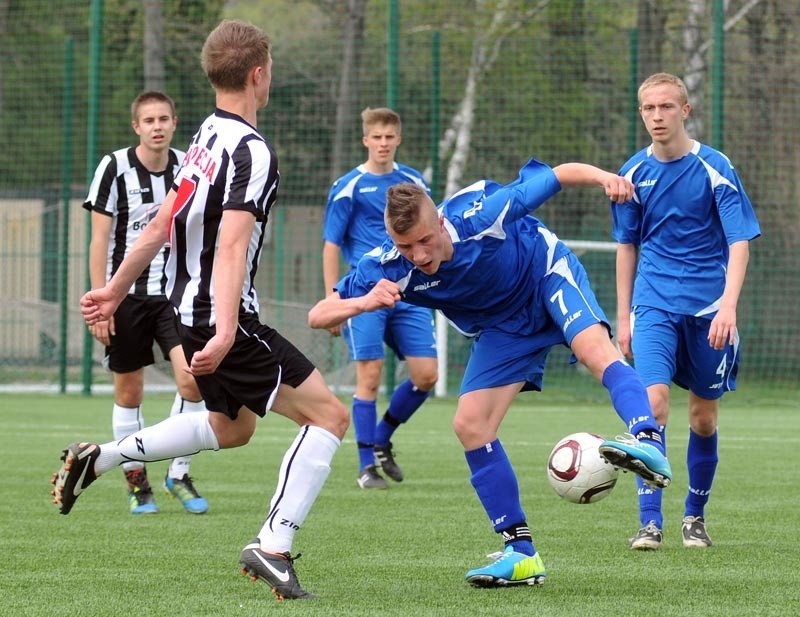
[80, 287, 121, 326]
[365, 279, 401, 311]
[88, 315, 115, 346]
[604, 174, 635, 203]
[327, 324, 342, 337]
[615, 322, 633, 359]
[185, 333, 234, 376]
[708, 306, 737, 350]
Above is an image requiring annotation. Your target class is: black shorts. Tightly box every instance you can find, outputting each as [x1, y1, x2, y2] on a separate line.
[106, 295, 181, 373]
[177, 314, 316, 419]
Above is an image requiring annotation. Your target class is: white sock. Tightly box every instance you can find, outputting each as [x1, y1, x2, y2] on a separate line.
[167, 395, 209, 479]
[258, 425, 341, 554]
[112, 404, 144, 473]
[95, 410, 219, 475]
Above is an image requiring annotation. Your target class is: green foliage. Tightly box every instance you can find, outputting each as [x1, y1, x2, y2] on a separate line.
[2, 388, 798, 616]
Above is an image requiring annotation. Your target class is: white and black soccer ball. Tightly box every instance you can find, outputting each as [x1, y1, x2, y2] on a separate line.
[546, 432, 619, 504]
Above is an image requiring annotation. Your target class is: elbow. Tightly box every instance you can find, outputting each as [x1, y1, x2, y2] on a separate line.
[307, 305, 326, 330]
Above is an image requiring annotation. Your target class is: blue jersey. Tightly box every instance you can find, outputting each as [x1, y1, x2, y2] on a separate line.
[323, 163, 429, 267]
[336, 158, 568, 338]
[612, 140, 760, 316]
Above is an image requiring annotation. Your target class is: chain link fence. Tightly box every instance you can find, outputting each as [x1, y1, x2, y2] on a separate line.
[1, 1, 797, 396]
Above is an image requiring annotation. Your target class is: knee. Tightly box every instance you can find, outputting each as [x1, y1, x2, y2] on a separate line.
[322, 397, 350, 440]
[211, 416, 255, 448]
[413, 371, 438, 393]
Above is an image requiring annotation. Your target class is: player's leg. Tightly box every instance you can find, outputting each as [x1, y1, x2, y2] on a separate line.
[456, 332, 548, 587]
[625, 307, 680, 548]
[105, 295, 160, 514]
[541, 254, 670, 487]
[239, 332, 348, 600]
[679, 316, 735, 548]
[374, 304, 438, 481]
[456, 385, 546, 587]
[163, 344, 210, 513]
[344, 310, 388, 488]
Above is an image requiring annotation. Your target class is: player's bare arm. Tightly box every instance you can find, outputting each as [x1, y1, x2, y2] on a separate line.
[708, 240, 750, 350]
[80, 191, 174, 325]
[552, 162, 634, 203]
[321, 240, 344, 337]
[308, 279, 401, 330]
[87, 211, 115, 343]
[615, 243, 638, 359]
[186, 208, 254, 376]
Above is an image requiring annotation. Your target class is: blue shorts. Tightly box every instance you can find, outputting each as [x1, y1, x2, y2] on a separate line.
[631, 306, 739, 399]
[460, 253, 610, 395]
[342, 301, 437, 361]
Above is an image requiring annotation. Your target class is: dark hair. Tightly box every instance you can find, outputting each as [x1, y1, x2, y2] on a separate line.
[385, 183, 428, 234]
[131, 91, 176, 121]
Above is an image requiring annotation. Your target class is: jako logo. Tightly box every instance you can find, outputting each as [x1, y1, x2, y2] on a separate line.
[638, 179, 657, 187]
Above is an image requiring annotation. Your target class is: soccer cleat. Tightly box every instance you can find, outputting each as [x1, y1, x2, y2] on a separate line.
[239, 539, 315, 600]
[356, 464, 388, 489]
[164, 474, 209, 514]
[682, 516, 712, 548]
[629, 521, 663, 550]
[598, 433, 672, 489]
[374, 442, 404, 482]
[125, 468, 159, 514]
[51, 442, 100, 515]
[465, 546, 546, 587]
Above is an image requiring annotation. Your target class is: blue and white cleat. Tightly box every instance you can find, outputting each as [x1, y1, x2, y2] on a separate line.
[465, 546, 546, 587]
[164, 474, 209, 514]
[599, 433, 672, 489]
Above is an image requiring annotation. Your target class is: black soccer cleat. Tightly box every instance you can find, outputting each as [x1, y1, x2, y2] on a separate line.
[239, 539, 315, 600]
[51, 442, 100, 515]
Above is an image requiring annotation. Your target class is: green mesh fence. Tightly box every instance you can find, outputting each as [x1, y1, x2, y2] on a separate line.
[0, 1, 797, 395]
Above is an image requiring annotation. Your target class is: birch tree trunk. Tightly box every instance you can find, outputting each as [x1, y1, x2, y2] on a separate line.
[143, 0, 165, 92]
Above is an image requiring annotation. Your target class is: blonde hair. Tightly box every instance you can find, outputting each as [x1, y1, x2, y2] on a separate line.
[385, 183, 428, 234]
[638, 72, 689, 106]
[201, 20, 271, 91]
[361, 107, 402, 136]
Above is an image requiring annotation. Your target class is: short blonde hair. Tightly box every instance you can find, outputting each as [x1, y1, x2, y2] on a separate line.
[638, 72, 689, 106]
[361, 107, 402, 136]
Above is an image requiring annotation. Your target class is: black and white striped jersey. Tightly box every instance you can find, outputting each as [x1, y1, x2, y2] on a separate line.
[83, 146, 184, 296]
[166, 109, 279, 328]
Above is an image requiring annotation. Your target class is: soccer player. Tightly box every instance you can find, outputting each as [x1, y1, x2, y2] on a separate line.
[84, 91, 209, 515]
[54, 19, 349, 600]
[307, 158, 673, 588]
[322, 107, 437, 489]
[611, 72, 760, 550]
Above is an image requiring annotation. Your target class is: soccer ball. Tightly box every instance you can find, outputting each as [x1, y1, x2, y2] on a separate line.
[546, 432, 619, 504]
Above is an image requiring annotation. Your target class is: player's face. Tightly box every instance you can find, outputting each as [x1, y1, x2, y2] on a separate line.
[638, 83, 690, 145]
[132, 101, 177, 153]
[390, 199, 452, 275]
[363, 123, 401, 170]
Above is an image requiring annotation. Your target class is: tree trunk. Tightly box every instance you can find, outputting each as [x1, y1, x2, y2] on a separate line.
[143, 0, 165, 92]
[329, 0, 367, 182]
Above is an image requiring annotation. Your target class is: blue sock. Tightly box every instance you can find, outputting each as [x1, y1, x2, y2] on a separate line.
[374, 379, 430, 446]
[637, 425, 665, 527]
[685, 429, 718, 518]
[466, 440, 534, 556]
[602, 360, 664, 454]
[352, 397, 377, 470]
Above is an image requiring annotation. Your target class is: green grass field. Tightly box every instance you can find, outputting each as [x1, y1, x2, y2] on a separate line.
[2, 385, 798, 616]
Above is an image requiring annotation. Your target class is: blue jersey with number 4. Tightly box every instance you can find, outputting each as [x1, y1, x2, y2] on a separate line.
[336, 158, 569, 338]
[612, 140, 760, 316]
